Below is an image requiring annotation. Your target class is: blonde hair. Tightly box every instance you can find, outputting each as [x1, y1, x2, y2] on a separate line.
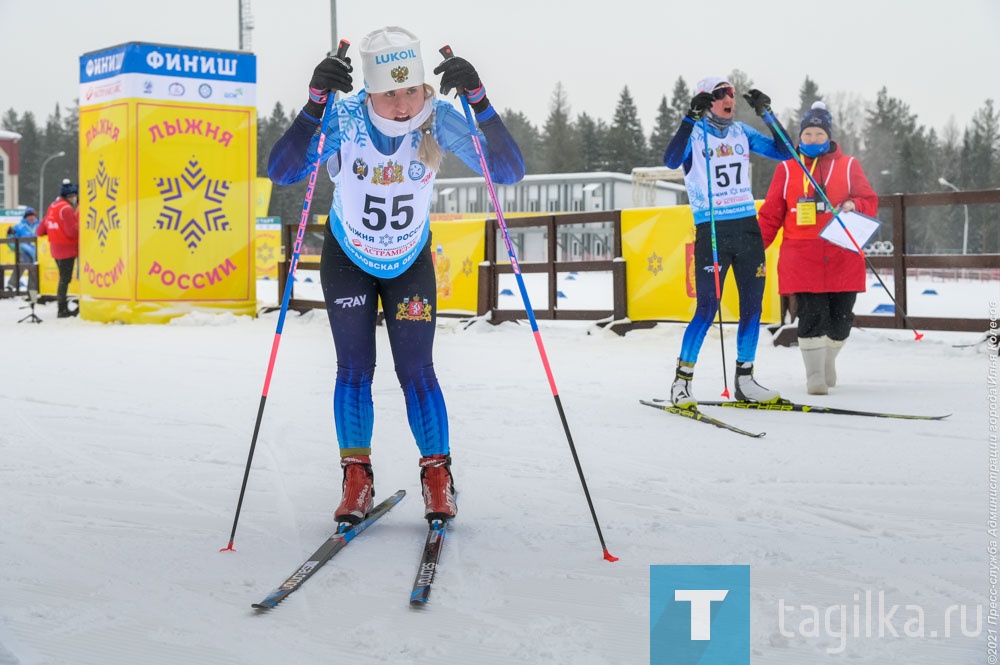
[418, 83, 443, 171]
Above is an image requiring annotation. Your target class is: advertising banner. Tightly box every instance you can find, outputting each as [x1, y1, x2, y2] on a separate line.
[78, 42, 256, 323]
[622, 206, 782, 324]
[255, 216, 281, 281]
[428, 218, 485, 313]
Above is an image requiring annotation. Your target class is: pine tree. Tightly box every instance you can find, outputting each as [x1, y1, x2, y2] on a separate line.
[540, 83, 582, 173]
[497, 109, 542, 175]
[575, 112, 608, 172]
[605, 86, 648, 173]
[3, 110, 43, 210]
[958, 99, 999, 252]
[669, 77, 691, 127]
[825, 92, 865, 157]
[42, 104, 80, 207]
[862, 87, 935, 197]
[648, 95, 677, 165]
[796, 76, 822, 124]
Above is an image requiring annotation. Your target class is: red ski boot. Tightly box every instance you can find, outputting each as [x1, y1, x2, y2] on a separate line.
[334, 455, 374, 525]
[419, 454, 457, 522]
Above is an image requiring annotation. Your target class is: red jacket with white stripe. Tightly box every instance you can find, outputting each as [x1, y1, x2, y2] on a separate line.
[39, 197, 79, 260]
[757, 144, 878, 294]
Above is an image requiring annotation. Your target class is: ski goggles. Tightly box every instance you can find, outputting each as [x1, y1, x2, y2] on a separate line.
[712, 84, 735, 100]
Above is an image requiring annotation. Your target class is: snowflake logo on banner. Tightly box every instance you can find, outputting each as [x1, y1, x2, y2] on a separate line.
[85, 160, 121, 250]
[257, 243, 275, 263]
[154, 157, 231, 253]
[647, 251, 663, 276]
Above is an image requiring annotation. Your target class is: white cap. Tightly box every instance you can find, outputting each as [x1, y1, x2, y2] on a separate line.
[359, 26, 424, 94]
[695, 76, 729, 95]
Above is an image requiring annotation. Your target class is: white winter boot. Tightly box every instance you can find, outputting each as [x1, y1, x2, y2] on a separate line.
[799, 336, 829, 395]
[825, 338, 845, 387]
[734, 362, 781, 403]
[671, 360, 696, 409]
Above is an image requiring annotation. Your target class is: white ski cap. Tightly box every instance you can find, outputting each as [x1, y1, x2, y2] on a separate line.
[359, 26, 424, 94]
[695, 76, 730, 94]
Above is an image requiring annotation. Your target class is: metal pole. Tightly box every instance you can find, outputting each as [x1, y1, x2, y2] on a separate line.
[962, 205, 969, 255]
[938, 177, 969, 255]
[38, 151, 66, 213]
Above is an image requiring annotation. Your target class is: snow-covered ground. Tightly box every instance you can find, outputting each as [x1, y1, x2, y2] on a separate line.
[0, 275, 995, 664]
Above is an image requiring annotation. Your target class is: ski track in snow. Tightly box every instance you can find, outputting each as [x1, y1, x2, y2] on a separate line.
[0, 278, 993, 664]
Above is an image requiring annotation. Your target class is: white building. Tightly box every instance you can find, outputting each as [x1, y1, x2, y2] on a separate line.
[431, 171, 686, 215]
[0, 130, 23, 209]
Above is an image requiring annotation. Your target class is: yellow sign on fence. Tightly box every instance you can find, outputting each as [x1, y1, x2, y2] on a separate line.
[622, 206, 782, 324]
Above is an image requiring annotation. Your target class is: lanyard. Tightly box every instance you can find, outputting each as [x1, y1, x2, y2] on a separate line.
[802, 157, 819, 196]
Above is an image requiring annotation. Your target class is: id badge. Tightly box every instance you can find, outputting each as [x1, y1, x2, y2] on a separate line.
[797, 198, 817, 226]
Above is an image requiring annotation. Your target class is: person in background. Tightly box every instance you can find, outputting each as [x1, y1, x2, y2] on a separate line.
[5, 207, 39, 292]
[757, 101, 879, 394]
[38, 180, 80, 318]
[663, 76, 792, 409]
[268, 27, 524, 525]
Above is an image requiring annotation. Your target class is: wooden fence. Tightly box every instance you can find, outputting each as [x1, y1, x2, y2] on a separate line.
[274, 189, 998, 337]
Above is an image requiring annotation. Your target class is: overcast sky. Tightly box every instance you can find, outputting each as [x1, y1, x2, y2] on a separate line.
[3, 0, 997, 140]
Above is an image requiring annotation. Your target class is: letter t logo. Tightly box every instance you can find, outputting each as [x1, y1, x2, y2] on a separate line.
[674, 589, 729, 640]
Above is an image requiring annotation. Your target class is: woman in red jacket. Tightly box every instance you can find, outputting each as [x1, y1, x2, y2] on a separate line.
[38, 180, 80, 317]
[757, 102, 878, 394]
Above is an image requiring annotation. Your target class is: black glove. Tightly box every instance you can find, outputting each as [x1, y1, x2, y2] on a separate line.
[433, 56, 481, 96]
[304, 55, 353, 117]
[742, 89, 771, 116]
[687, 92, 715, 120]
[433, 56, 491, 114]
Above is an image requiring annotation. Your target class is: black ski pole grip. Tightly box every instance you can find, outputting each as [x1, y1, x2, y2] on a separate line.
[439, 45, 454, 60]
[335, 39, 350, 60]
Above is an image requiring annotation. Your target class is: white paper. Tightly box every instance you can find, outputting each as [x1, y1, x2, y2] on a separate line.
[819, 211, 882, 253]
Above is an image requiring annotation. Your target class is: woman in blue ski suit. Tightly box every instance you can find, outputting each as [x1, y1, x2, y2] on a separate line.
[663, 76, 791, 408]
[5, 208, 39, 291]
[268, 26, 524, 524]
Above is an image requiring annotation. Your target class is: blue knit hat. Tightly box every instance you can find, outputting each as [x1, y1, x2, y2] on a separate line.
[60, 180, 78, 197]
[23, 207, 36, 217]
[800, 101, 833, 138]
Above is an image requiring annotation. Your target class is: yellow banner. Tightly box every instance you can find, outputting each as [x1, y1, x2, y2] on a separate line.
[37, 236, 80, 297]
[255, 220, 280, 280]
[428, 219, 485, 313]
[0, 221, 15, 266]
[135, 103, 255, 302]
[79, 103, 131, 300]
[622, 206, 781, 323]
[255, 177, 273, 218]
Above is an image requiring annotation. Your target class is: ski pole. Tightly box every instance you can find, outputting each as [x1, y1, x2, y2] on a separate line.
[439, 45, 616, 562]
[222, 40, 351, 552]
[701, 118, 731, 398]
[757, 107, 923, 341]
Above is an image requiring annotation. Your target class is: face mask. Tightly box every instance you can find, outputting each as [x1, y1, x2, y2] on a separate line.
[799, 141, 830, 158]
[705, 111, 733, 130]
[366, 97, 433, 137]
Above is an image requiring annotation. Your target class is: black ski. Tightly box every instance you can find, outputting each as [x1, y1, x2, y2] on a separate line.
[640, 399, 766, 438]
[697, 399, 950, 421]
[409, 519, 448, 606]
[252, 489, 406, 610]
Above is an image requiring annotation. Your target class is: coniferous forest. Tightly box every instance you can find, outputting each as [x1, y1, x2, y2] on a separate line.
[4, 71, 998, 254]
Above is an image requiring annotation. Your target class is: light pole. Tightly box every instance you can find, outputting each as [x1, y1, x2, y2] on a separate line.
[39, 150, 66, 213]
[938, 177, 969, 255]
